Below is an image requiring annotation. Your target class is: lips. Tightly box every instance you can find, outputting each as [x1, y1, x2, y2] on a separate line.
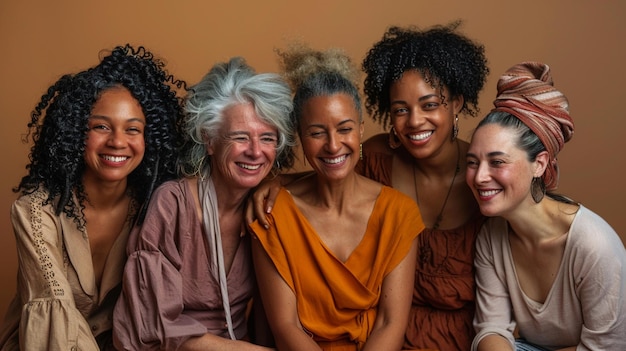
[321, 155, 347, 164]
[478, 189, 501, 197]
[408, 130, 433, 141]
[237, 162, 262, 170]
[101, 155, 129, 163]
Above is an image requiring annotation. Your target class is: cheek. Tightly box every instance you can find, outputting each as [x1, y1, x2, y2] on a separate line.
[262, 144, 278, 161]
[130, 136, 146, 156]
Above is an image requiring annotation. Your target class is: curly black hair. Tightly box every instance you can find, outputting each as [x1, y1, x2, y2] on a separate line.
[362, 21, 489, 129]
[16, 44, 187, 228]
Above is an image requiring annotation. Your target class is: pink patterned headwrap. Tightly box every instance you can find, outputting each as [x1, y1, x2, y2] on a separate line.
[492, 62, 574, 191]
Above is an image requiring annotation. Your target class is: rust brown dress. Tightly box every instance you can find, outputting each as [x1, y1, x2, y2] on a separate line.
[357, 146, 485, 351]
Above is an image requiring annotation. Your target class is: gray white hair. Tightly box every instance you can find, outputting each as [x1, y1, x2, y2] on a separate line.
[179, 57, 295, 176]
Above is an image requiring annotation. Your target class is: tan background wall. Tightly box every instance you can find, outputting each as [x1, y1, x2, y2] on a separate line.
[1, 0, 624, 317]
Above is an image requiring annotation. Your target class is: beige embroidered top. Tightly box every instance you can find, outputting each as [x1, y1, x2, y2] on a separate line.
[0, 188, 132, 351]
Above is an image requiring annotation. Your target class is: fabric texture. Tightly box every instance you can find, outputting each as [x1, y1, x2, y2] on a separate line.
[0, 188, 131, 351]
[113, 178, 254, 350]
[357, 148, 484, 351]
[472, 206, 626, 350]
[250, 186, 422, 351]
[492, 61, 575, 191]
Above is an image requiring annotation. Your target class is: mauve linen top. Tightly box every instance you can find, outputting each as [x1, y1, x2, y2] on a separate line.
[113, 178, 254, 350]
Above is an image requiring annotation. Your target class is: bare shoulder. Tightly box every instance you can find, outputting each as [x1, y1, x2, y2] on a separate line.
[363, 133, 394, 155]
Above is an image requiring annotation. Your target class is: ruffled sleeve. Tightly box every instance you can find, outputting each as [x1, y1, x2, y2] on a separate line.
[4, 190, 100, 351]
[113, 180, 209, 351]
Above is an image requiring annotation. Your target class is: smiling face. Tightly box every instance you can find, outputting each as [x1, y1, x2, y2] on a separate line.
[83, 87, 146, 186]
[389, 70, 462, 160]
[300, 93, 363, 182]
[206, 102, 278, 191]
[466, 124, 547, 217]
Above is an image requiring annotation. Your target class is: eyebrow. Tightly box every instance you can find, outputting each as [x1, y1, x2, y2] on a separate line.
[89, 115, 146, 125]
[391, 93, 440, 105]
[306, 119, 357, 129]
[466, 151, 507, 158]
[228, 130, 278, 137]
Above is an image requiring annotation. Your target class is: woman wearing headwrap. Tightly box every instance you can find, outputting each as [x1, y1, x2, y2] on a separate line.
[466, 62, 626, 350]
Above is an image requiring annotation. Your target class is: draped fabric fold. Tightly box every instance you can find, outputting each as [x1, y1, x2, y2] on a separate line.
[492, 61, 574, 190]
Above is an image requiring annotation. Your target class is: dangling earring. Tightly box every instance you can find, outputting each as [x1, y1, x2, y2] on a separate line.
[359, 143, 363, 160]
[388, 127, 401, 149]
[451, 114, 459, 141]
[531, 177, 546, 203]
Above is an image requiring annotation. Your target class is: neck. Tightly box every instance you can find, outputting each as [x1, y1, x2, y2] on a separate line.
[505, 198, 576, 243]
[208, 177, 248, 215]
[82, 176, 129, 209]
[310, 171, 361, 211]
[413, 139, 462, 178]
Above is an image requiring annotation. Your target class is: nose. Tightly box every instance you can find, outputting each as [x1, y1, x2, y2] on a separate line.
[107, 130, 126, 148]
[406, 106, 426, 128]
[325, 132, 341, 154]
[474, 162, 491, 184]
[245, 138, 263, 158]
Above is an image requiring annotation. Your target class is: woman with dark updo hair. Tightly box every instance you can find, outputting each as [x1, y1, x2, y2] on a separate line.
[0, 44, 186, 351]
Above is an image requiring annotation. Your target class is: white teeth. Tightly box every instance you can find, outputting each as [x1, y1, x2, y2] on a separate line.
[238, 163, 261, 170]
[323, 155, 346, 164]
[102, 155, 128, 162]
[409, 131, 433, 141]
[479, 189, 500, 197]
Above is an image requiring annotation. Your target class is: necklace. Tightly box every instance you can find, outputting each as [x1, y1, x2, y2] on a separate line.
[413, 140, 460, 230]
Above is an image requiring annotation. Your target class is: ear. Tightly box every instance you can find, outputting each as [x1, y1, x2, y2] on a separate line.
[203, 131, 215, 156]
[533, 151, 550, 177]
[359, 120, 365, 139]
[451, 94, 465, 115]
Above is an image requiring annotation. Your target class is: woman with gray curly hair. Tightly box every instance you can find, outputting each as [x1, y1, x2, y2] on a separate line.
[113, 57, 294, 351]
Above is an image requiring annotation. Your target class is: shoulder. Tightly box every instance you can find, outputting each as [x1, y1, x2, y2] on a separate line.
[12, 187, 59, 219]
[568, 205, 624, 256]
[150, 178, 194, 202]
[476, 217, 509, 249]
[377, 186, 421, 222]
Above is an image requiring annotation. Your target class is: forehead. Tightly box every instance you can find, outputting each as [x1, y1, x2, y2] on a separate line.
[390, 70, 446, 97]
[301, 93, 359, 123]
[221, 103, 276, 132]
[470, 124, 519, 152]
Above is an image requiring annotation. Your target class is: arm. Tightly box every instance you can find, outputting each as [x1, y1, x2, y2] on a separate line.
[361, 238, 418, 351]
[476, 335, 513, 351]
[180, 333, 275, 351]
[571, 213, 626, 350]
[10, 195, 100, 351]
[114, 184, 274, 351]
[472, 220, 516, 351]
[251, 239, 322, 351]
[245, 172, 311, 228]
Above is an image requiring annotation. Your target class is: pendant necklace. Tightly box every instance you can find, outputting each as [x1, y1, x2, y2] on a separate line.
[413, 140, 460, 230]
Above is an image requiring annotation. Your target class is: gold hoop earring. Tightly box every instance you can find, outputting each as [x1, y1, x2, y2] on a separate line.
[388, 127, 401, 149]
[452, 114, 459, 141]
[531, 177, 546, 203]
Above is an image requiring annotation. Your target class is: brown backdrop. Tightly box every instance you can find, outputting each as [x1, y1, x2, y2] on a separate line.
[1, 0, 624, 317]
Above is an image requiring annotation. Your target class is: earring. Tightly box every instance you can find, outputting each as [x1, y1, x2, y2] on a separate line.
[531, 177, 546, 203]
[451, 114, 459, 141]
[359, 143, 363, 160]
[388, 127, 401, 149]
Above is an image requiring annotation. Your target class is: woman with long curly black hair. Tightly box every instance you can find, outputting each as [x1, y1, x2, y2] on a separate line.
[0, 44, 186, 351]
[359, 22, 489, 351]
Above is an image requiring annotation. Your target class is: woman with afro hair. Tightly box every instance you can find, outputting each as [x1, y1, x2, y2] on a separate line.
[0, 44, 186, 351]
[358, 22, 489, 351]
